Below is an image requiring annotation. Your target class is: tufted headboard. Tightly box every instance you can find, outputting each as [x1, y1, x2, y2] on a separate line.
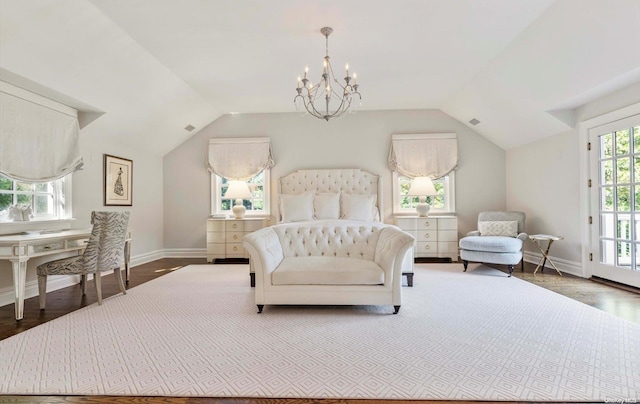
[278, 168, 383, 221]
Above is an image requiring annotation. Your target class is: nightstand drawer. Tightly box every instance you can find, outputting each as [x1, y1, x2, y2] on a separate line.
[244, 219, 265, 231]
[207, 243, 225, 254]
[227, 231, 244, 243]
[415, 242, 437, 253]
[438, 230, 458, 242]
[226, 243, 245, 257]
[226, 220, 244, 231]
[395, 218, 417, 230]
[416, 230, 437, 242]
[207, 231, 226, 243]
[417, 219, 437, 230]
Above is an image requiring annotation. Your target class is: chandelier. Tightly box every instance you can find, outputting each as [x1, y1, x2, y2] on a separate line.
[294, 27, 361, 121]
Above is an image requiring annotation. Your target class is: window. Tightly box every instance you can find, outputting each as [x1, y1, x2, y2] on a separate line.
[211, 169, 270, 216]
[393, 171, 456, 214]
[0, 174, 71, 222]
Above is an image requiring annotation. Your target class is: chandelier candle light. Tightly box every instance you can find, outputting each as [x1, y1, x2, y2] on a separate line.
[294, 27, 361, 121]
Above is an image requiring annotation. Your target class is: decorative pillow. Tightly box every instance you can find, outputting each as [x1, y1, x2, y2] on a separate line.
[280, 192, 314, 222]
[341, 193, 376, 221]
[314, 192, 341, 220]
[479, 221, 518, 237]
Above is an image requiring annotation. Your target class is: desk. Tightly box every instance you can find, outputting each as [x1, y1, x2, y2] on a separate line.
[529, 234, 563, 276]
[0, 229, 131, 320]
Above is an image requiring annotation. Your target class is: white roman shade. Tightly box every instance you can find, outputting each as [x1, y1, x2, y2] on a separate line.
[207, 137, 274, 180]
[388, 133, 458, 178]
[0, 83, 83, 182]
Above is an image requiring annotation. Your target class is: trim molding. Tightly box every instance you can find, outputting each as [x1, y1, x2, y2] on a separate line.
[163, 248, 207, 259]
[523, 251, 584, 278]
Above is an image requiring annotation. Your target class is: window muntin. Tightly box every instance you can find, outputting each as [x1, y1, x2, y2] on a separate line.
[393, 171, 455, 214]
[0, 175, 69, 221]
[211, 170, 270, 216]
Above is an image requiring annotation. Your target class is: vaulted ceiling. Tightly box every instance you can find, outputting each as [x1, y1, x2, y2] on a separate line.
[1, 0, 639, 155]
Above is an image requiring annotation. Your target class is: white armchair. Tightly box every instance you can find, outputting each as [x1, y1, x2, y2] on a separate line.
[458, 211, 527, 277]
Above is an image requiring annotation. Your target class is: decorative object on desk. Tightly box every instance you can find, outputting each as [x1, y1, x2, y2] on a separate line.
[407, 177, 437, 217]
[36, 211, 130, 309]
[224, 180, 252, 219]
[294, 27, 361, 121]
[104, 154, 133, 206]
[8, 205, 32, 221]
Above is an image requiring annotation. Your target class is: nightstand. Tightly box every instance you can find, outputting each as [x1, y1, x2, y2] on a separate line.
[394, 216, 458, 262]
[206, 218, 266, 263]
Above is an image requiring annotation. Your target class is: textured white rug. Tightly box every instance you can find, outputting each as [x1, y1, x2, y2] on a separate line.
[0, 263, 638, 401]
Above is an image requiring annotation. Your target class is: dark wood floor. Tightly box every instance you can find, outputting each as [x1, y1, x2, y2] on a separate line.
[1, 258, 638, 404]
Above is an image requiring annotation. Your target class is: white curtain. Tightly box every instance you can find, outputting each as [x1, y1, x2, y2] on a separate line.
[0, 90, 83, 182]
[388, 133, 458, 178]
[207, 137, 274, 180]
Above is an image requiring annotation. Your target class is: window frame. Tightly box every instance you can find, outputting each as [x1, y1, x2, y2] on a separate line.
[0, 174, 73, 234]
[210, 169, 271, 218]
[392, 170, 456, 215]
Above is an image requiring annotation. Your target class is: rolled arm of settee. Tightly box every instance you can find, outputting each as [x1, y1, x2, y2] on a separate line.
[243, 227, 284, 276]
[374, 226, 415, 284]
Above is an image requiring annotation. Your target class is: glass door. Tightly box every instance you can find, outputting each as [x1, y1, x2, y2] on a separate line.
[589, 115, 640, 288]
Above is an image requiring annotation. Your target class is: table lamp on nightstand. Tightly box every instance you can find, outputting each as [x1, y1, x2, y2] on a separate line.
[224, 180, 252, 219]
[407, 176, 437, 217]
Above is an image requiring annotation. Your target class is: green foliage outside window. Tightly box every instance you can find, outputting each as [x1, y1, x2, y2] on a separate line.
[399, 176, 445, 210]
[219, 171, 266, 212]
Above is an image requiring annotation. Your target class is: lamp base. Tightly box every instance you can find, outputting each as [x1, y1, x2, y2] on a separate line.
[232, 199, 246, 219]
[416, 202, 430, 217]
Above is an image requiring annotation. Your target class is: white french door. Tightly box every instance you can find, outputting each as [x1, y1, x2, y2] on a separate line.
[589, 114, 640, 288]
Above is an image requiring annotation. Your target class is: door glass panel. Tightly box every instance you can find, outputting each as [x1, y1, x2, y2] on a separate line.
[602, 160, 614, 184]
[601, 133, 613, 158]
[616, 129, 630, 155]
[602, 186, 614, 211]
[601, 213, 615, 238]
[601, 239, 615, 266]
[616, 186, 630, 211]
[617, 158, 631, 183]
[618, 241, 632, 267]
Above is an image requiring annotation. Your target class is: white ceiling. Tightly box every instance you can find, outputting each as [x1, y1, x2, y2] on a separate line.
[1, 0, 639, 154]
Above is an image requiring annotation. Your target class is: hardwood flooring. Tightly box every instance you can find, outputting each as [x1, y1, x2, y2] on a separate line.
[0, 258, 638, 404]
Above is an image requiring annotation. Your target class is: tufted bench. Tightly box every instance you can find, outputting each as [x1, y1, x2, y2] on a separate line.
[243, 224, 415, 314]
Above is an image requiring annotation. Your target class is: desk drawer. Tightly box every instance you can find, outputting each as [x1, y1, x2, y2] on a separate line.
[67, 238, 89, 248]
[31, 241, 64, 254]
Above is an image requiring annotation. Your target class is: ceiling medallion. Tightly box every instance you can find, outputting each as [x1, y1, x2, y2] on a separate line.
[294, 27, 361, 121]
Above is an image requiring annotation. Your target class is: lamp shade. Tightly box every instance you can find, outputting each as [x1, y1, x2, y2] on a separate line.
[224, 180, 252, 199]
[407, 177, 437, 196]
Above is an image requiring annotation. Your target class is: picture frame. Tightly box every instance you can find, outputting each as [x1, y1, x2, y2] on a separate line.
[104, 154, 133, 206]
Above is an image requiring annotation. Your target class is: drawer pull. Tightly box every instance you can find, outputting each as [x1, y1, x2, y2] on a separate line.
[233, 246, 238, 251]
[43, 246, 51, 250]
[425, 244, 430, 250]
[232, 223, 238, 229]
[424, 222, 430, 227]
[424, 233, 430, 239]
[233, 235, 238, 240]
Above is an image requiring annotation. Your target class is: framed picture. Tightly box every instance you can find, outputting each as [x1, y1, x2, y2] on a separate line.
[104, 154, 133, 206]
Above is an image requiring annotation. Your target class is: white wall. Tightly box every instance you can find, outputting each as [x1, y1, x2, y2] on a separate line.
[0, 119, 165, 305]
[506, 82, 640, 275]
[164, 109, 506, 250]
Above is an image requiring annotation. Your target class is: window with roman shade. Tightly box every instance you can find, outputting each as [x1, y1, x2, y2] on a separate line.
[388, 133, 458, 179]
[388, 133, 458, 214]
[207, 137, 274, 180]
[0, 82, 83, 182]
[207, 137, 274, 216]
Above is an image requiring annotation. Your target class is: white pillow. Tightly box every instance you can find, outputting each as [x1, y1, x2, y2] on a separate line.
[341, 193, 376, 221]
[314, 192, 341, 220]
[479, 220, 518, 237]
[280, 192, 314, 222]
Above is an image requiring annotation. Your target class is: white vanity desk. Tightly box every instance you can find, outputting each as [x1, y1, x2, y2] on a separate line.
[0, 229, 131, 321]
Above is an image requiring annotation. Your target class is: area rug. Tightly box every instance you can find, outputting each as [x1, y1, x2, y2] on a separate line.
[0, 263, 638, 401]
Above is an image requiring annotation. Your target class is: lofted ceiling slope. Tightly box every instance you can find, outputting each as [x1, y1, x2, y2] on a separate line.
[1, 0, 639, 153]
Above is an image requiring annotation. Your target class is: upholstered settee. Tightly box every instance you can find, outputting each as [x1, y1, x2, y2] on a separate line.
[243, 223, 415, 314]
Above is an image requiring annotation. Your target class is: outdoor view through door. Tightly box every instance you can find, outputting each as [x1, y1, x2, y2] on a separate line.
[590, 115, 640, 288]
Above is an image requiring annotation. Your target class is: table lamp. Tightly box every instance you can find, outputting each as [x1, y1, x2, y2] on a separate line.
[407, 176, 437, 217]
[224, 180, 252, 219]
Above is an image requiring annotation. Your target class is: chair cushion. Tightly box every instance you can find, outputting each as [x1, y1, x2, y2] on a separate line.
[272, 256, 384, 285]
[459, 236, 522, 253]
[37, 256, 86, 276]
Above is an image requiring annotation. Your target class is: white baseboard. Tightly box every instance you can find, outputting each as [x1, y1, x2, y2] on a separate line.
[163, 248, 207, 258]
[0, 248, 182, 308]
[523, 251, 584, 278]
